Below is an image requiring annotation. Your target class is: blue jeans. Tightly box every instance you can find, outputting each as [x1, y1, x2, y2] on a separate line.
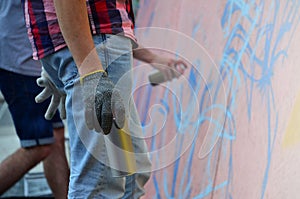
[41, 34, 151, 198]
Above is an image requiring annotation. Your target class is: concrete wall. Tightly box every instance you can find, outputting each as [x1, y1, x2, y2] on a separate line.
[132, 1, 300, 198]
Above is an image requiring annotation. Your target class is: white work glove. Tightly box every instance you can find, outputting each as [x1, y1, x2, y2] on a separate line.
[35, 68, 66, 120]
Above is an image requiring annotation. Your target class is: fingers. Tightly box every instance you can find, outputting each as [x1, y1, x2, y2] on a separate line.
[84, 96, 97, 131]
[156, 63, 173, 81]
[101, 100, 113, 134]
[59, 95, 67, 120]
[173, 60, 188, 78]
[35, 87, 52, 103]
[36, 76, 47, 87]
[37, 69, 68, 120]
[112, 92, 125, 129]
[161, 59, 188, 81]
[81, 73, 125, 134]
[93, 106, 103, 133]
[174, 60, 188, 71]
[165, 66, 174, 81]
[44, 95, 61, 120]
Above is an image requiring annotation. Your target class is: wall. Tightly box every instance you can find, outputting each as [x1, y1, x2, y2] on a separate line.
[132, 1, 300, 198]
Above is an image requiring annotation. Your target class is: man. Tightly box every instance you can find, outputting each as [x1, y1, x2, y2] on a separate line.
[0, 0, 69, 198]
[23, 0, 186, 198]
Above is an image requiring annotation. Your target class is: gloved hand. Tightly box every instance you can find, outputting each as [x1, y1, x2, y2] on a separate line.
[80, 70, 125, 135]
[35, 68, 66, 120]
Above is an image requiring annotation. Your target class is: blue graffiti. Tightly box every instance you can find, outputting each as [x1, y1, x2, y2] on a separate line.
[134, 0, 300, 198]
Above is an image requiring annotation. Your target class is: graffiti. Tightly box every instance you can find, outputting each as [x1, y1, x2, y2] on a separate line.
[221, 0, 300, 198]
[134, 0, 300, 198]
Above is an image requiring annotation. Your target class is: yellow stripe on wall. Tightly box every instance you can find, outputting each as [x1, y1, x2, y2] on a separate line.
[282, 92, 300, 148]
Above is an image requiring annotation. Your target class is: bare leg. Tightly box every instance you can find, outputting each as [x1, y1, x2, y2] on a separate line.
[43, 127, 70, 199]
[0, 145, 51, 195]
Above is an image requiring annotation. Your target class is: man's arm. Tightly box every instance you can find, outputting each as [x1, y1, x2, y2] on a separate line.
[53, 0, 103, 76]
[133, 45, 188, 80]
[52, 0, 125, 134]
[132, 45, 156, 64]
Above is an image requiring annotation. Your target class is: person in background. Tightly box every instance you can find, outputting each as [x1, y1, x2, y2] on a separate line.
[0, 1, 69, 198]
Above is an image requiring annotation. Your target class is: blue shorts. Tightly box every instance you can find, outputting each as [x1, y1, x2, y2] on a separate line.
[0, 68, 64, 148]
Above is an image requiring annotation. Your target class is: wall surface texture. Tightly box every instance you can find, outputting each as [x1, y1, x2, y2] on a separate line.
[131, 1, 300, 199]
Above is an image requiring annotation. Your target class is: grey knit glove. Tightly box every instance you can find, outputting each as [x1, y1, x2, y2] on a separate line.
[80, 70, 125, 134]
[35, 68, 66, 120]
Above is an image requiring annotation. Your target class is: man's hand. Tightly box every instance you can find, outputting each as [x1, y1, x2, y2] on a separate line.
[150, 55, 188, 81]
[133, 46, 188, 82]
[35, 68, 66, 120]
[80, 70, 125, 135]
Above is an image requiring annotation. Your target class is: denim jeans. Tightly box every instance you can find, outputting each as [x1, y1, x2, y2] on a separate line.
[41, 34, 151, 198]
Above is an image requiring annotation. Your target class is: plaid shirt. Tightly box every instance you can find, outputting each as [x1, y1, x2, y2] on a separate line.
[23, 0, 136, 60]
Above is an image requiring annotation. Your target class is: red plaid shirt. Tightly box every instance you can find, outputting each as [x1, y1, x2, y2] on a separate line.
[23, 0, 136, 60]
